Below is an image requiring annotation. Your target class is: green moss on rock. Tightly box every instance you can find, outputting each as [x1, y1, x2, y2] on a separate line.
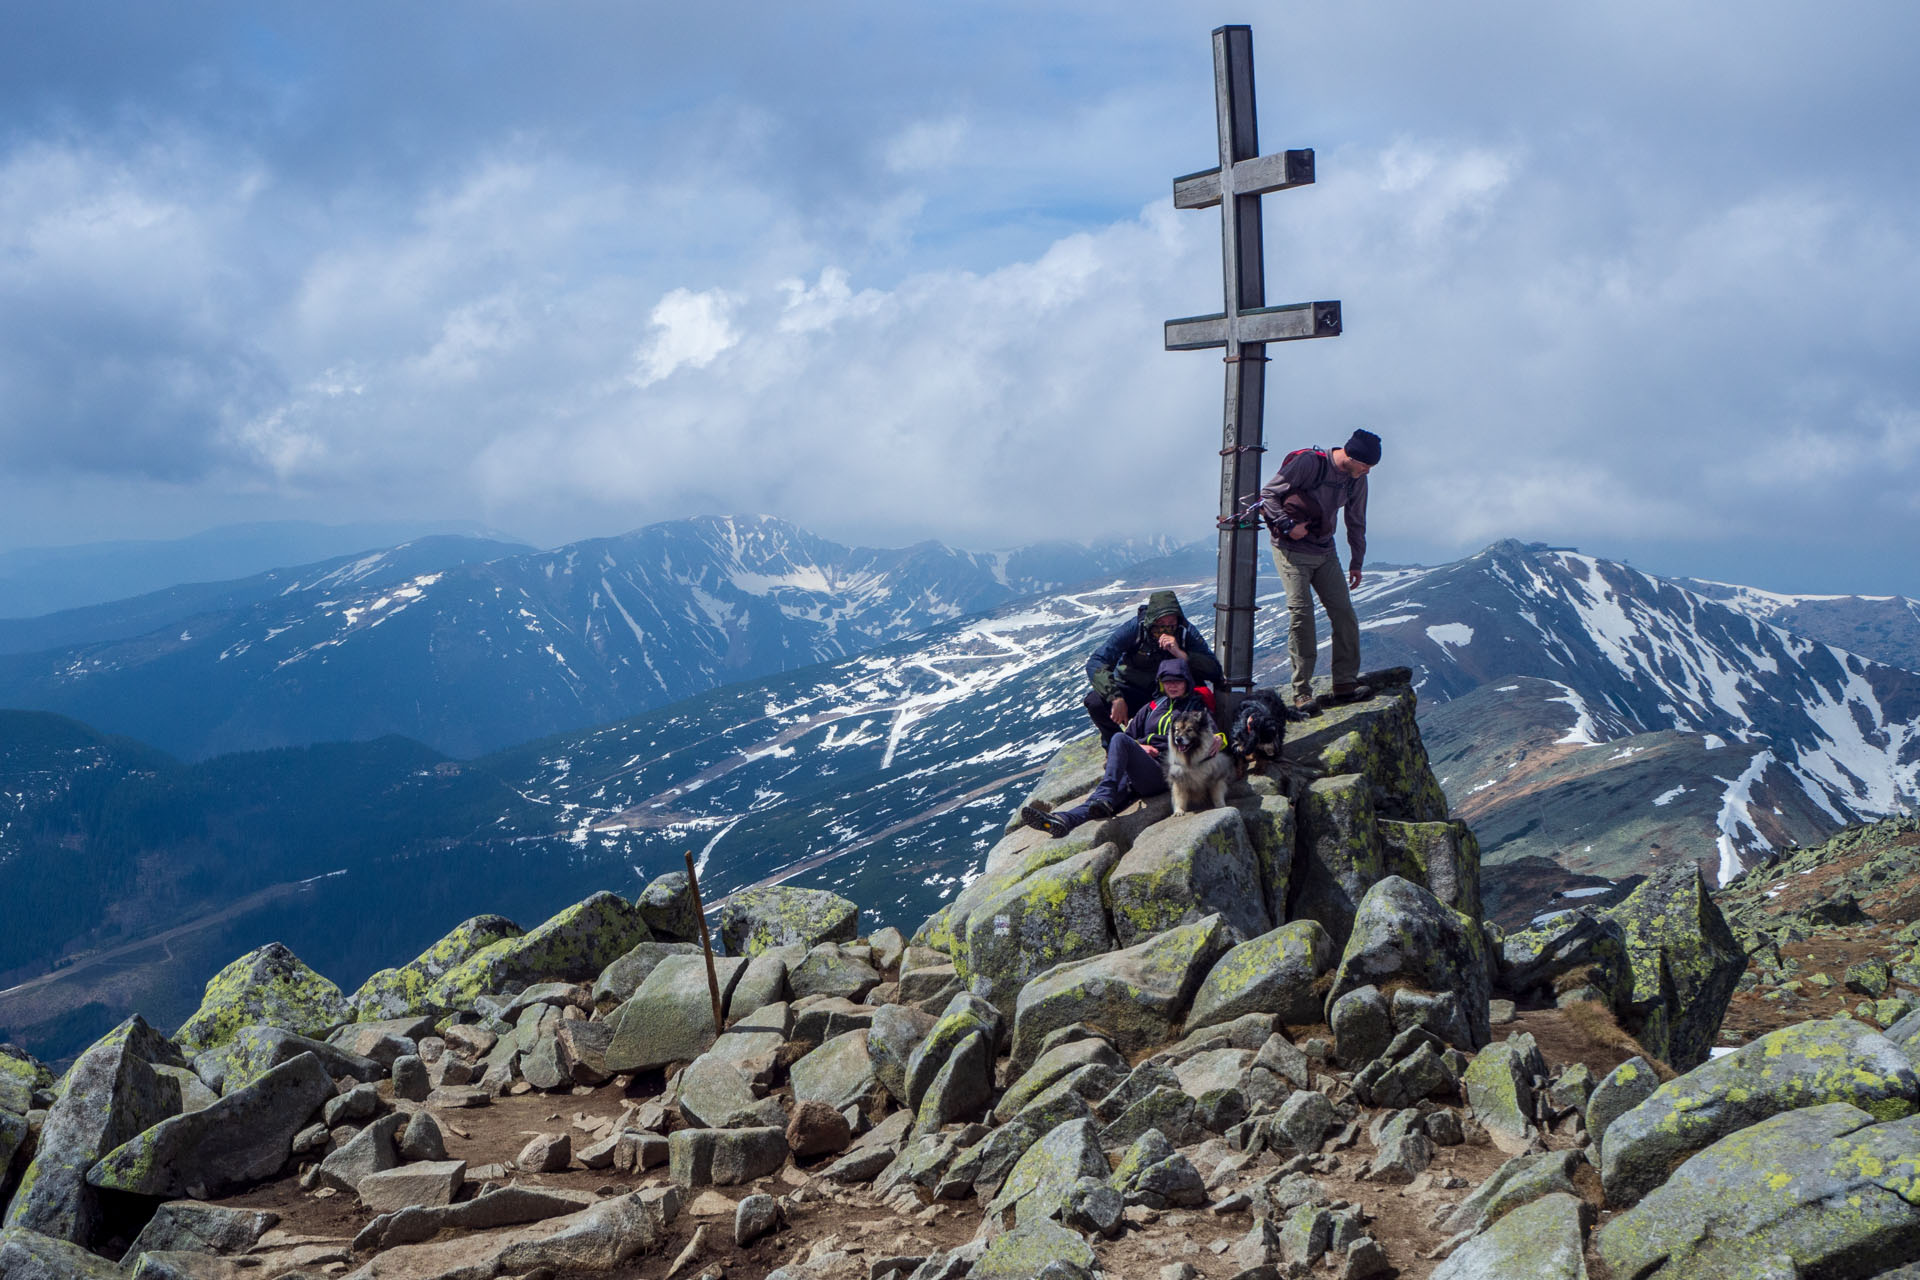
[350, 913, 522, 1021]
[429, 892, 648, 1008]
[717, 886, 859, 959]
[173, 943, 349, 1056]
[1600, 1017, 1920, 1207]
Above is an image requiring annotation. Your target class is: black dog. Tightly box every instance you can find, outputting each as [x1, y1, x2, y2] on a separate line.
[1230, 687, 1292, 772]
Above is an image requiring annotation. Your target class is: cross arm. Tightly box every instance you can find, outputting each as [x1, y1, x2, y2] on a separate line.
[1173, 150, 1315, 210]
[1164, 301, 1342, 351]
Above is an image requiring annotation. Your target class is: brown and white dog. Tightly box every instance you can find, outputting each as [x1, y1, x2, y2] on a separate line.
[1165, 709, 1233, 814]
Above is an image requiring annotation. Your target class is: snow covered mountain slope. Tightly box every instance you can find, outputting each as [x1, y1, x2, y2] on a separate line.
[1350, 542, 1920, 889]
[1676, 579, 1920, 674]
[475, 539, 1920, 940]
[0, 516, 1177, 760]
[7, 537, 1917, 1059]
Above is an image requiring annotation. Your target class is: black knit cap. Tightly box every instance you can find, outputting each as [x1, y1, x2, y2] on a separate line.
[1344, 429, 1382, 466]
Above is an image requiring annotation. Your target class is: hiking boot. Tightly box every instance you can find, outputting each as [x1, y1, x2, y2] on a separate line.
[1330, 682, 1373, 704]
[1085, 798, 1115, 821]
[1293, 695, 1320, 716]
[1020, 802, 1074, 839]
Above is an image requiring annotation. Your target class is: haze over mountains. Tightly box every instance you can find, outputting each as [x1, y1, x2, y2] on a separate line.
[0, 516, 1178, 759]
[0, 520, 526, 619]
[1, 518, 1918, 1065]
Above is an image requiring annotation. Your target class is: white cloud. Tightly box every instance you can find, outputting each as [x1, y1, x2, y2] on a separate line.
[2, 2, 1920, 596]
[629, 288, 740, 388]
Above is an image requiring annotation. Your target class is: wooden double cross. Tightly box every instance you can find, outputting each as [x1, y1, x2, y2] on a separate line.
[1165, 25, 1341, 702]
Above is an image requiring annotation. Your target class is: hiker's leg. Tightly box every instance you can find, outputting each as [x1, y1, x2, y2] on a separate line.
[1312, 553, 1362, 689]
[1109, 733, 1170, 799]
[1083, 686, 1121, 747]
[1273, 547, 1322, 703]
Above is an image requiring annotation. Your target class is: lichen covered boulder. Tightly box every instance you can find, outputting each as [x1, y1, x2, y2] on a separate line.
[790, 1030, 881, 1114]
[1379, 817, 1482, 920]
[914, 822, 1113, 957]
[635, 871, 702, 942]
[1600, 1018, 1920, 1207]
[86, 1051, 333, 1198]
[603, 954, 748, 1072]
[1326, 875, 1491, 1050]
[428, 892, 650, 1010]
[349, 914, 523, 1021]
[193, 1025, 383, 1096]
[1106, 807, 1270, 947]
[1597, 1102, 1920, 1279]
[985, 1116, 1108, 1227]
[1287, 676, 1448, 823]
[1431, 1191, 1590, 1280]
[0, 1046, 52, 1116]
[718, 886, 859, 959]
[173, 943, 350, 1055]
[5, 1015, 183, 1245]
[1186, 920, 1336, 1032]
[1603, 862, 1746, 1070]
[1462, 1032, 1546, 1155]
[1290, 773, 1386, 949]
[1231, 791, 1297, 925]
[1009, 915, 1233, 1071]
[1497, 909, 1627, 1007]
[957, 842, 1120, 1016]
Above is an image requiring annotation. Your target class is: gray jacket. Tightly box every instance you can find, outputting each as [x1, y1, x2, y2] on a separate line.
[1258, 447, 1367, 571]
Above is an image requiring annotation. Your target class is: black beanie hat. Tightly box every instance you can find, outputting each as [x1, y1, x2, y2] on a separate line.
[1344, 429, 1382, 466]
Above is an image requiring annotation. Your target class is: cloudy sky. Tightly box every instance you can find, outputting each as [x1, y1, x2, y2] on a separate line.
[4, 2, 1918, 593]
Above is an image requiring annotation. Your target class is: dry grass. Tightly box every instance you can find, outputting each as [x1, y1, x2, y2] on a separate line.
[1559, 999, 1675, 1082]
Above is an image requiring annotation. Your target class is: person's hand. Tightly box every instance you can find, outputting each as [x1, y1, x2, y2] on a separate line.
[1110, 697, 1129, 724]
[1139, 744, 1160, 758]
[1156, 632, 1186, 658]
[1288, 523, 1309, 540]
[1349, 567, 1363, 589]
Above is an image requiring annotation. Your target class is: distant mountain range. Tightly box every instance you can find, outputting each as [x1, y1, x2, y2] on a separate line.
[0, 516, 1180, 759]
[0, 519, 527, 618]
[3, 530, 1918, 1064]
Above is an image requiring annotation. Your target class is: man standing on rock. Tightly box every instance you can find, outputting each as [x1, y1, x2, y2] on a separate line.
[1081, 589, 1222, 749]
[1258, 429, 1380, 711]
[1024, 657, 1216, 837]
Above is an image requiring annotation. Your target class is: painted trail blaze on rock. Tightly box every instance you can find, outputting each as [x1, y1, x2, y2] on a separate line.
[957, 842, 1120, 1018]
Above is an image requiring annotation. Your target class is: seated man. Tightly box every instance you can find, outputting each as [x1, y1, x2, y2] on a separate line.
[1082, 589, 1223, 749]
[1025, 657, 1217, 837]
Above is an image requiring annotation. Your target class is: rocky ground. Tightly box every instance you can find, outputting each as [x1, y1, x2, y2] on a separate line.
[2, 674, 1918, 1280]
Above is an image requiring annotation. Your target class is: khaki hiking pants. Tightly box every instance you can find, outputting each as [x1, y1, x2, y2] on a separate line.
[1272, 545, 1360, 702]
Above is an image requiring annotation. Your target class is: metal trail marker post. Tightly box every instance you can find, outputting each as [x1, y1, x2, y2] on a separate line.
[1166, 25, 1341, 704]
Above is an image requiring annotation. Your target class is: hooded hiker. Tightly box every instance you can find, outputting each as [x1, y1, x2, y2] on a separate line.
[1026, 656, 1216, 837]
[1082, 588, 1222, 749]
[1258, 429, 1380, 711]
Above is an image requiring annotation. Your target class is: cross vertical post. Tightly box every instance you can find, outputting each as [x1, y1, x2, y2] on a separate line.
[1165, 25, 1340, 705]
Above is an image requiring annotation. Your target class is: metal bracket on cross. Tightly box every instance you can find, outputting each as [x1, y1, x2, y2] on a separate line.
[1165, 24, 1342, 700]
